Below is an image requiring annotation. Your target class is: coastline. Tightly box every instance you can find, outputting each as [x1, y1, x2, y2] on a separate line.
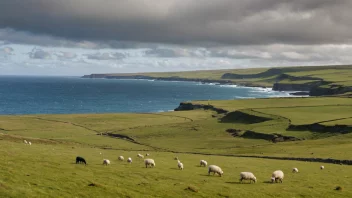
[0, 76, 295, 115]
[81, 74, 310, 96]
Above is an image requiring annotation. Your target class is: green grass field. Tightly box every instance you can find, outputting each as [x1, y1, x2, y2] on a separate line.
[1, 95, 352, 197]
[1, 139, 352, 198]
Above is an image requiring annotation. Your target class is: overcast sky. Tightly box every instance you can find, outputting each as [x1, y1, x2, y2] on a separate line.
[1, 0, 352, 76]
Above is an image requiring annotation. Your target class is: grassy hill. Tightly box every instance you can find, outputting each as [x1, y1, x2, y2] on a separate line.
[1, 96, 352, 197]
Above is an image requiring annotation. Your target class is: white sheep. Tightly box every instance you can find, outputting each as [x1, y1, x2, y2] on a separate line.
[144, 158, 155, 168]
[208, 165, 223, 177]
[200, 160, 207, 167]
[271, 170, 284, 183]
[320, 165, 324, 170]
[28, 141, 31, 146]
[127, 157, 132, 163]
[292, 168, 298, 173]
[137, 154, 144, 159]
[103, 159, 110, 166]
[118, 156, 124, 161]
[23, 140, 28, 144]
[177, 160, 184, 170]
[146, 153, 150, 156]
[239, 172, 257, 183]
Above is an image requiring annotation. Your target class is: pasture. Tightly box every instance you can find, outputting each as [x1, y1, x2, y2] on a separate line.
[1, 96, 352, 197]
[1, 139, 351, 198]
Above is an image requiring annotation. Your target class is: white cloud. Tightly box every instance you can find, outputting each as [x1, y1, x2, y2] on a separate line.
[281, 52, 309, 60]
[0, 43, 352, 76]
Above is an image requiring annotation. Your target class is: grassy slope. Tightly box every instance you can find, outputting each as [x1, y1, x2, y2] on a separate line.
[2, 139, 352, 198]
[195, 97, 352, 111]
[1, 97, 352, 197]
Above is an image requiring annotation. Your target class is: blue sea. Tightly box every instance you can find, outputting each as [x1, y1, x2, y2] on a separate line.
[0, 76, 291, 115]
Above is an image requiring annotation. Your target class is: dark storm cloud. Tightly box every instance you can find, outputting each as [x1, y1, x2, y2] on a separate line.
[1, 0, 352, 46]
[29, 48, 52, 59]
[145, 48, 181, 58]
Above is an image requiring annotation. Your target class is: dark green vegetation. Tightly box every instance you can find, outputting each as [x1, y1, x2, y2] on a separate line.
[83, 65, 352, 96]
[1, 96, 352, 197]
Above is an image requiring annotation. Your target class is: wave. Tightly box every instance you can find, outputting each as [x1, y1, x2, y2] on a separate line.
[196, 82, 221, 86]
[250, 87, 273, 93]
[156, 109, 174, 113]
[219, 84, 238, 88]
[234, 96, 256, 99]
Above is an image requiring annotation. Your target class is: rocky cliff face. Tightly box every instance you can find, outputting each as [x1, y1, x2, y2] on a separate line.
[310, 85, 352, 96]
[288, 123, 352, 133]
[272, 80, 326, 91]
[82, 74, 108, 78]
[273, 83, 313, 91]
[174, 102, 228, 114]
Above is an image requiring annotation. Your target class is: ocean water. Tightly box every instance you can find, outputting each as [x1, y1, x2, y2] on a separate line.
[0, 76, 291, 115]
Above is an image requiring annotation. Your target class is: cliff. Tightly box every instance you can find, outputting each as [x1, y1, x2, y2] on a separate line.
[82, 74, 267, 88]
[82, 66, 352, 97]
[174, 102, 228, 114]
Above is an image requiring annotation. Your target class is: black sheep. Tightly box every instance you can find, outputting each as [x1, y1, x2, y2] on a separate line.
[76, 156, 87, 165]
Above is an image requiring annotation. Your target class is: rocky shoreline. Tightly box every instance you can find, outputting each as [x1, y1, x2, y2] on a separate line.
[82, 72, 352, 96]
[82, 74, 313, 96]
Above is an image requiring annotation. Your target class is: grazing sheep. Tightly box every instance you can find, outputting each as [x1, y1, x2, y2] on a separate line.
[144, 159, 155, 168]
[177, 160, 184, 170]
[271, 170, 284, 183]
[146, 153, 150, 156]
[200, 160, 207, 167]
[118, 156, 124, 161]
[137, 154, 144, 159]
[103, 159, 110, 166]
[320, 165, 325, 170]
[76, 156, 87, 165]
[28, 141, 32, 146]
[127, 157, 132, 163]
[23, 140, 28, 144]
[208, 165, 223, 177]
[239, 172, 257, 183]
[292, 168, 299, 173]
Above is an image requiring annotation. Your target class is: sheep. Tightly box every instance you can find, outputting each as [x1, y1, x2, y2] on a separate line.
[174, 157, 179, 160]
[144, 158, 155, 168]
[239, 172, 257, 183]
[118, 156, 124, 161]
[28, 141, 32, 146]
[177, 160, 184, 170]
[200, 160, 207, 167]
[271, 170, 284, 183]
[292, 168, 299, 173]
[146, 153, 150, 156]
[76, 156, 87, 165]
[23, 140, 28, 144]
[103, 159, 110, 166]
[208, 165, 223, 177]
[320, 165, 325, 170]
[137, 154, 144, 159]
[127, 157, 132, 163]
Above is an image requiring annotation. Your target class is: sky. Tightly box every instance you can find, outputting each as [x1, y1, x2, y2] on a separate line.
[0, 0, 352, 76]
